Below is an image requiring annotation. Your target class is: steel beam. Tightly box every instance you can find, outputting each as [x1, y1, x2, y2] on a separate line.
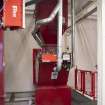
[76, 1, 97, 22]
[69, 1, 97, 26]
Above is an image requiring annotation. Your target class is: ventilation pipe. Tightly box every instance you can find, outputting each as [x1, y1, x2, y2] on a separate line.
[36, 0, 63, 72]
[56, 0, 63, 71]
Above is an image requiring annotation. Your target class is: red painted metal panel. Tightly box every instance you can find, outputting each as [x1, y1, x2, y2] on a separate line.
[3, 0, 24, 28]
[36, 86, 71, 105]
[33, 49, 69, 86]
[91, 73, 96, 100]
[42, 54, 57, 62]
[35, 0, 68, 44]
[37, 62, 69, 86]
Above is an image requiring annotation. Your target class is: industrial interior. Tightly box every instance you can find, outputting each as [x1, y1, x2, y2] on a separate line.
[0, 0, 103, 105]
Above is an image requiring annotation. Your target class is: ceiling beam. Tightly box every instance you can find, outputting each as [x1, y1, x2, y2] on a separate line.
[76, 1, 97, 22]
[68, 1, 97, 27]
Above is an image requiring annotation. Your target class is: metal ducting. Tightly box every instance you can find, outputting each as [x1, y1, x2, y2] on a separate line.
[36, 0, 63, 72]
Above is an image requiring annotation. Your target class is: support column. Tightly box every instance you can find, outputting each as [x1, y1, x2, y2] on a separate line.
[98, 0, 105, 105]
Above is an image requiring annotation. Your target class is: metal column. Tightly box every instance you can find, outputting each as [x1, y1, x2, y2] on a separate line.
[71, 0, 75, 67]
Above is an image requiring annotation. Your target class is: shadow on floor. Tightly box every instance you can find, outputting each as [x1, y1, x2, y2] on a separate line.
[71, 90, 97, 105]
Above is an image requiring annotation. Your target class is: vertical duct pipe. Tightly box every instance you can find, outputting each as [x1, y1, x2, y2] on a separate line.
[71, 0, 75, 67]
[56, 0, 63, 71]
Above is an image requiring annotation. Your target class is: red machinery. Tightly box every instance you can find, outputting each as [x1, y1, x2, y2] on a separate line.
[33, 47, 71, 105]
[33, 0, 71, 105]
[75, 69, 97, 100]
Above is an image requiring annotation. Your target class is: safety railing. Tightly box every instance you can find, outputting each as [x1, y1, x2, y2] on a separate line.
[75, 68, 97, 100]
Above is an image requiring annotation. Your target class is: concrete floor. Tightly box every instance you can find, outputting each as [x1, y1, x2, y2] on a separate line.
[72, 90, 97, 105]
[5, 90, 97, 105]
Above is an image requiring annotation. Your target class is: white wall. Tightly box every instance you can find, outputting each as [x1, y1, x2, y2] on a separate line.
[68, 17, 97, 89]
[75, 18, 97, 70]
[4, 14, 40, 92]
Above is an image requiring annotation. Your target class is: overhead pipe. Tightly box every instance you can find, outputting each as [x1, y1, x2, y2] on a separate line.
[36, 0, 63, 72]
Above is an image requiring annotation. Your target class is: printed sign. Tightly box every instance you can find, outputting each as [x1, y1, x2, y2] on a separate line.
[3, 0, 25, 28]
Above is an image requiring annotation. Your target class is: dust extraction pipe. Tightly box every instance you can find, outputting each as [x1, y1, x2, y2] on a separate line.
[36, 0, 63, 72]
[56, 0, 63, 71]
[36, 2, 60, 24]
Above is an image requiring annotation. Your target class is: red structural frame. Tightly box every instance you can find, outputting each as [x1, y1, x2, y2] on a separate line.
[75, 68, 97, 100]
